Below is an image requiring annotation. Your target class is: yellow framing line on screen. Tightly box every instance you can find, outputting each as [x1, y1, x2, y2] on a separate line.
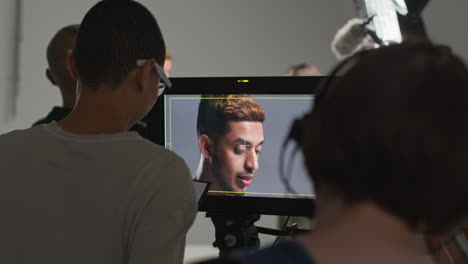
[171, 97, 315, 100]
[208, 190, 315, 197]
[167, 96, 314, 149]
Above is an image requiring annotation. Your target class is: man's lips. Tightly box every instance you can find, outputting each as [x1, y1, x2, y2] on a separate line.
[237, 174, 254, 188]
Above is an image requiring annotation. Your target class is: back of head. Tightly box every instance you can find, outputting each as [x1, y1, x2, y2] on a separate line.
[74, 0, 165, 90]
[47, 24, 79, 95]
[197, 94, 266, 139]
[302, 40, 468, 235]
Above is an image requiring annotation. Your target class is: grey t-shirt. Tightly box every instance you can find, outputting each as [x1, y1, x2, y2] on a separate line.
[0, 123, 197, 264]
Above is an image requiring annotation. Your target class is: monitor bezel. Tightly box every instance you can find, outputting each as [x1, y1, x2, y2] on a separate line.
[146, 76, 321, 217]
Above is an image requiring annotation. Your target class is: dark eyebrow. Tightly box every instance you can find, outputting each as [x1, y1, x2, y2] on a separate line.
[233, 138, 264, 148]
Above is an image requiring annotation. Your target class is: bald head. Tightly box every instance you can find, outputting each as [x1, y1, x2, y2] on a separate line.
[46, 24, 79, 107]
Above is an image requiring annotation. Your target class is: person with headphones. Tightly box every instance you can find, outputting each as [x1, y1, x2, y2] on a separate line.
[200, 40, 468, 264]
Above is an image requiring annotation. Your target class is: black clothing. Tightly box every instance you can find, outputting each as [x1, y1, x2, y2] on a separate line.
[197, 240, 315, 264]
[32, 106, 72, 127]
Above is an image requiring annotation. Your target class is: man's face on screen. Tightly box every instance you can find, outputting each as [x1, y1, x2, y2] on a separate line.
[211, 121, 264, 193]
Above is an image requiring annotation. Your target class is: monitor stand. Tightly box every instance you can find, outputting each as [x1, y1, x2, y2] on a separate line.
[207, 213, 308, 257]
[208, 213, 261, 257]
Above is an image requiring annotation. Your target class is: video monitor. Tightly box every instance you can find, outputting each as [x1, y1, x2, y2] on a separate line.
[146, 77, 321, 216]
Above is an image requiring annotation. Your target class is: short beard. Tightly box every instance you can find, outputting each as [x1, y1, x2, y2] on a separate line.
[211, 163, 246, 196]
[210, 141, 247, 196]
[211, 155, 235, 192]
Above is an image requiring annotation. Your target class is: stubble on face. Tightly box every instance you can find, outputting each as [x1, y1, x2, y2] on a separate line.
[209, 121, 264, 193]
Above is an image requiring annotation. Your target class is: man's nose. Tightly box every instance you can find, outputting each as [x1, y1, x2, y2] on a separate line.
[245, 150, 259, 172]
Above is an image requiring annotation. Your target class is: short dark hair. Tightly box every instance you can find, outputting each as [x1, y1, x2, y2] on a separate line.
[197, 94, 266, 139]
[302, 40, 468, 235]
[74, 0, 165, 89]
[47, 24, 79, 95]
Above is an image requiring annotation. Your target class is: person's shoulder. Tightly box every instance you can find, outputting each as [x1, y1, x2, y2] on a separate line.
[132, 138, 183, 163]
[0, 126, 47, 157]
[0, 125, 45, 142]
[134, 139, 196, 212]
[133, 139, 191, 180]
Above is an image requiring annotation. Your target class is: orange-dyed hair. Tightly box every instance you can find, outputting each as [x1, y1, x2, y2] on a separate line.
[197, 94, 265, 138]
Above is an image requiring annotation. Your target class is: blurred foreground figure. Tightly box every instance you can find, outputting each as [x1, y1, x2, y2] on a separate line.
[200, 40, 468, 264]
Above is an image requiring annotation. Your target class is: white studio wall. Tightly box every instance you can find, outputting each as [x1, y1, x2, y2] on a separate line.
[3, 0, 466, 135]
[0, 0, 20, 128]
[423, 0, 468, 61]
[1, 0, 355, 133]
[0, 0, 96, 134]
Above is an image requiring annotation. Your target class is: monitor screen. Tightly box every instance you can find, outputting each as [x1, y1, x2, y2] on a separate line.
[146, 77, 320, 216]
[166, 94, 314, 199]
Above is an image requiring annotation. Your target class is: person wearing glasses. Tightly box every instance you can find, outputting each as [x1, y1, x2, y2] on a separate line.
[0, 1, 196, 264]
[33, 24, 148, 137]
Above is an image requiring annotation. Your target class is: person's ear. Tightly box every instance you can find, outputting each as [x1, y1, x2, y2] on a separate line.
[46, 68, 57, 86]
[199, 134, 213, 160]
[136, 59, 156, 93]
[67, 50, 79, 81]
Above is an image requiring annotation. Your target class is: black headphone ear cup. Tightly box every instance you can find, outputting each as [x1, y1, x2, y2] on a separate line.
[288, 118, 305, 144]
[285, 49, 368, 162]
[286, 76, 331, 153]
[287, 112, 313, 146]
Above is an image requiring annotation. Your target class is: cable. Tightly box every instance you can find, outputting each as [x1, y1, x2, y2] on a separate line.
[279, 137, 297, 195]
[285, 146, 300, 196]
